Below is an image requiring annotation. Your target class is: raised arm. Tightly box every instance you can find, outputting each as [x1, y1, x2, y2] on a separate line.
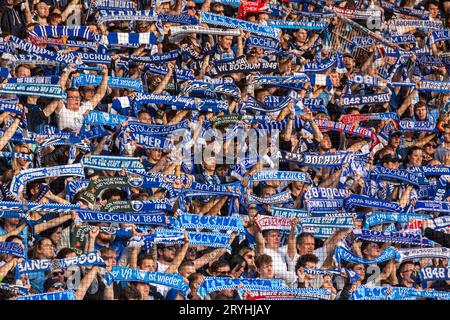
[88, 65, 109, 108]
[165, 234, 190, 274]
[75, 266, 99, 300]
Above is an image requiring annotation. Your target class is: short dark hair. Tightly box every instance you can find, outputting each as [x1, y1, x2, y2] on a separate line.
[178, 260, 195, 272]
[426, 0, 439, 9]
[137, 254, 155, 267]
[295, 254, 319, 272]
[101, 189, 125, 201]
[56, 247, 77, 259]
[119, 285, 142, 300]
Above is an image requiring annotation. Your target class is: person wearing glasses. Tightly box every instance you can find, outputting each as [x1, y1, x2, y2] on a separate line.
[239, 247, 257, 278]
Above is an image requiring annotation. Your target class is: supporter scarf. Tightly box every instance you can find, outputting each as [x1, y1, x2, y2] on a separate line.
[251, 74, 309, 87]
[16, 251, 105, 276]
[21, 202, 80, 214]
[97, 9, 157, 23]
[76, 210, 167, 225]
[0, 152, 33, 161]
[169, 25, 241, 40]
[81, 155, 145, 173]
[104, 266, 189, 294]
[245, 288, 331, 300]
[380, 1, 428, 19]
[298, 216, 353, 229]
[102, 200, 171, 212]
[333, 244, 400, 265]
[0, 241, 24, 258]
[16, 291, 77, 301]
[183, 81, 241, 98]
[398, 120, 438, 132]
[278, 150, 352, 168]
[213, 115, 272, 127]
[8, 76, 59, 85]
[344, 194, 404, 212]
[72, 74, 143, 91]
[144, 63, 195, 81]
[0, 283, 28, 296]
[428, 30, 450, 45]
[340, 113, 398, 124]
[410, 166, 450, 176]
[301, 55, 337, 73]
[240, 96, 291, 114]
[414, 200, 450, 213]
[0, 104, 22, 117]
[329, 5, 381, 19]
[391, 19, 443, 30]
[123, 119, 189, 136]
[208, 55, 279, 76]
[397, 247, 450, 262]
[175, 212, 245, 233]
[29, 36, 98, 51]
[8, 36, 82, 66]
[185, 181, 243, 198]
[420, 267, 450, 281]
[128, 131, 172, 150]
[143, 229, 232, 251]
[350, 286, 414, 301]
[353, 228, 435, 246]
[268, 20, 327, 30]
[29, 26, 99, 41]
[314, 120, 376, 142]
[200, 12, 280, 39]
[0, 83, 66, 100]
[83, 110, 128, 127]
[363, 211, 428, 228]
[341, 92, 391, 106]
[197, 277, 287, 299]
[249, 171, 311, 183]
[100, 32, 155, 46]
[158, 13, 198, 25]
[10, 164, 85, 195]
[249, 190, 292, 205]
[271, 207, 310, 218]
[246, 35, 281, 52]
[254, 216, 292, 232]
[1, 54, 59, 66]
[369, 166, 420, 187]
[427, 216, 450, 230]
[418, 80, 450, 93]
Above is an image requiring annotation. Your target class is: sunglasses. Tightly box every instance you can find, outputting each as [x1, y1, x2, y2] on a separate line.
[187, 6, 196, 10]
[164, 246, 177, 251]
[425, 144, 437, 148]
[214, 10, 224, 13]
[52, 283, 65, 289]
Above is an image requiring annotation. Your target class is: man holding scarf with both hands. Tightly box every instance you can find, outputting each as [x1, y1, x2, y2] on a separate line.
[0, 0, 449, 301]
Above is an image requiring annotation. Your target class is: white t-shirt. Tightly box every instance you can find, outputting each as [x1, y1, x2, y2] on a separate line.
[264, 245, 297, 284]
[57, 101, 92, 132]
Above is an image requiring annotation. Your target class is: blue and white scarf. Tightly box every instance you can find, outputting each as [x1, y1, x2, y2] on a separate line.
[102, 199, 171, 212]
[73, 74, 143, 92]
[76, 210, 167, 226]
[414, 200, 450, 213]
[363, 211, 428, 228]
[246, 35, 281, 53]
[104, 266, 189, 294]
[97, 9, 157, 23]
[391, 19, 443, 30]
[208, 55, 279, 76]
[16, 251, 106, 276]
[81, 155, 145, 173]
[197, 277, 287, 299]
[83, 110, 128, 127]
[16, 291, 77, 301]
[344, 194, 404, 212]
[333, 243, 400, 265]
[8, 76, 60, 85]
[200, 12, 280, 39]
[249, 171, 311, 183]
[397, 247, 450, 262]
[278, 150, 352, 168]
[353, 228, 435, 246]
[418, 80, 450, 93]
[175, 212, 245, 233]
[351, 286, 450, 300]
[268, 20, 327, 30]
[0, 83, 66, 100]
[420, 267, 450, 281]
[341, 92, 391, 106]
[0, 241, 24, 258]
[369, 166, 421, 187]
[249, 190, 292, 205]
[10, 164, 85, 195]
